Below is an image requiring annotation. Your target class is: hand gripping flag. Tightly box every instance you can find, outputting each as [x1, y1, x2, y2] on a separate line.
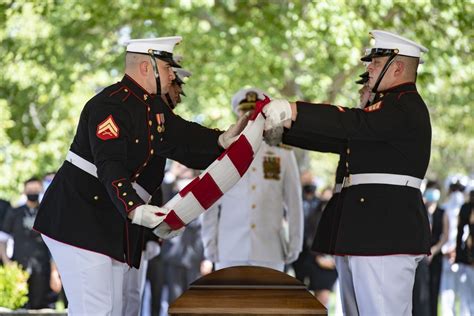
[153, 97, 271, 239]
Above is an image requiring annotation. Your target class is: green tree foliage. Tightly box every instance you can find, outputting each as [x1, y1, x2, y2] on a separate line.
[0, 0, 472, 198]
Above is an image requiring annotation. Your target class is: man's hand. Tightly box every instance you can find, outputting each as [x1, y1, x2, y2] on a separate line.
[218, 112, 250, 149]
[200, 260, 213, 276]
[129, 204, 169, 228]
[316, 255, 336, 270]
[50, 263, 62, 294]
[262, 99, 292, 131]
[447, 250, 456, 264]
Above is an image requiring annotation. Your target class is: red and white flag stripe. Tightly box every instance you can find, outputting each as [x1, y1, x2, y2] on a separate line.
[153, 97, 270, 239]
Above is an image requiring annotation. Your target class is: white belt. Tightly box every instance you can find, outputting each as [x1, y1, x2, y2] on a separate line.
[334, 173, 422, 193]
[344, 173, 422, 189]
[65, 151, 151, 202]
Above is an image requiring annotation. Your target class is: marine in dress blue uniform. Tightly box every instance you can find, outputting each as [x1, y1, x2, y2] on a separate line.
[34, 37, 242, 315]
[263, 30, 432, 316]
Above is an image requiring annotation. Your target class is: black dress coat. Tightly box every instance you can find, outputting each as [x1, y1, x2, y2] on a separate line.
[34, 75, 222, 268]
[283, 82, 432, 255]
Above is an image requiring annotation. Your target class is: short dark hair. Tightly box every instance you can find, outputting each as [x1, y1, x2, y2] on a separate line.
[449, 181, 465, 193]
[425, 180, 441, 190]
[24, 177, 42, 186]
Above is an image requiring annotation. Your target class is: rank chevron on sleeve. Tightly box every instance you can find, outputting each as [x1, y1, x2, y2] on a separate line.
[96, 115, 120, 140]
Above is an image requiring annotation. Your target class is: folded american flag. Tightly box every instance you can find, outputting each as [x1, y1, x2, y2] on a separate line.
[154, 97, 270, 239]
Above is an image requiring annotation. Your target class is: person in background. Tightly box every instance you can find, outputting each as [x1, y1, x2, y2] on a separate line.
[413, 181, 448, 316]
[0, 198, 11, 229]
[160, 169, 205, 311]
[293, 184, 338, 307]
[39, 172, 56, 202]
[311, 187, 338, 307]
[293, 183, 320, 284]
[0, 197, 12, 265]
[440, 179, 466, 316]
[455, 189, 474, 315]
[202, 88, 303, 272]
[1, 177, 61, 309]
[426, 182, 449, 316]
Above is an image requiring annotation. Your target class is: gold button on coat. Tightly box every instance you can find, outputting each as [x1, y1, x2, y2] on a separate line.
[360, 198, 365, 202]
[251, 224, 256, 229]
[93, 196, 98, 200]
[117, 183, 123, 187]
[128, 201, 134, 206]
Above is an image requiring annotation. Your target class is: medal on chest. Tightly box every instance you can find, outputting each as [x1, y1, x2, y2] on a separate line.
[156, 113, 165, 133]
[263, 155, 281, 180]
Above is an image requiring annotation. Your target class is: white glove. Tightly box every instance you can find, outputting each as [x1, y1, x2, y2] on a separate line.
[153, 222, 185, 239]
[131, 204, 169, 228]
[218, 112, 250, 149]
[262, 99, 292, 131]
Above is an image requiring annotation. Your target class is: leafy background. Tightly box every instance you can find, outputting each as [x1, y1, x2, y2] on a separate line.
[1, 0, 473, 199]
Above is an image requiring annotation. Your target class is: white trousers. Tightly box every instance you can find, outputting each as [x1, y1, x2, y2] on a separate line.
[42, 234, 143, 316]
[122, 255, 148, 316]
[215, 260, 284, 272]
[440, 257, 460, 316]
[335, 255, 423, 316]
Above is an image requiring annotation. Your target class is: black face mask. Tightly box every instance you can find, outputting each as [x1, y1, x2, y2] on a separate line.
[26, 194, 40, 202]
[302, 185, 316, 195]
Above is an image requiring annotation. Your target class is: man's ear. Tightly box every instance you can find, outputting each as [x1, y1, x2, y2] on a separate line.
[139, 61, 149, 76]
[394, 60, 405, 77]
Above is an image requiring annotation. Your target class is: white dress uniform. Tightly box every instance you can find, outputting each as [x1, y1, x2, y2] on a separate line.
[201, 141, 303, 272]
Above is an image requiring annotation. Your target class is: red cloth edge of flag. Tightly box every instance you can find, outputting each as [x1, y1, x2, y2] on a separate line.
[190, 173, 224, 209]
